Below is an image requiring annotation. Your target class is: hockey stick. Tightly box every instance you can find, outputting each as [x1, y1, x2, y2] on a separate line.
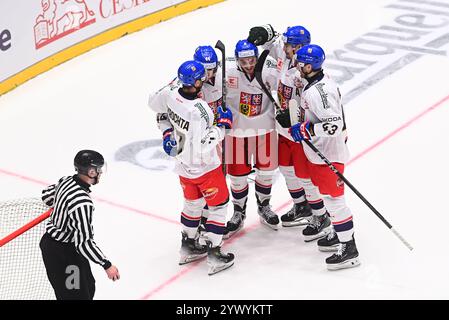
[0, 208, 53, 247]
[301, 136, 413, 250]
[215, 40, 227, 174]
[255, 49, 293, 128]
[255, 57, 413, 251]
[215, 40, 227, 112]
[254, 50, 277, 110]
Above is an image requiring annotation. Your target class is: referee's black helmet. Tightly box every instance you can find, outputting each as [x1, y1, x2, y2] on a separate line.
[74, 150, 105, 175]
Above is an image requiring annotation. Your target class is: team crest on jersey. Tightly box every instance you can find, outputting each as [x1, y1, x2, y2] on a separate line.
[239, 92, 262, 117]
[228, 77, 238, 89]
[277, 82, 293, 110]
[208, 97, 223, 125]
[202, 187, 218, 199]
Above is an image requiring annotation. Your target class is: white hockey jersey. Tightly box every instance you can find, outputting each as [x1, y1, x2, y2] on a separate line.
[225, 57, 279, 138]
[292, 72, 350, 164]
[263, 36, 305, 141]
[148, 83, 225, 178]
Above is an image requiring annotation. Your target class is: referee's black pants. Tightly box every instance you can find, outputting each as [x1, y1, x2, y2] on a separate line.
[39, 233, 96, 300]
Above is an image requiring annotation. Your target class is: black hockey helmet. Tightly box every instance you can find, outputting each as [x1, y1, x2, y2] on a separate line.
[74, 150, 105, 175]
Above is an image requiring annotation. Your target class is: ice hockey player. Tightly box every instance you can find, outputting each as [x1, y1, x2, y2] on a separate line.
[248, 25, 332, 237]
[224, 39, 280, 238]
[193, 45, 223, 121]
[147, 46, 223, 238]
[148, 60, 234, 275]
[289, 44, 360, 270]
[192, 45, 224, 234]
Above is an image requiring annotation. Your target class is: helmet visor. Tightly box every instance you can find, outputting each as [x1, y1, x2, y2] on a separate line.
[92, 162, 107, 175]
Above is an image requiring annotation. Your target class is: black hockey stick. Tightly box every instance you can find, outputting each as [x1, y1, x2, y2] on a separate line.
[255, 49, 292, 128]
[254, 50, 278, 111]
[255, 58, 413, 251]
[215, 40, 227, 174]
[215, 40, 227, 111]
[301, 137, 413, 251]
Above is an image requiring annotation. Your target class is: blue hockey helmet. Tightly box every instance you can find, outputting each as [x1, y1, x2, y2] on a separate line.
[282, 26, 311, 46]
[177, 60, 206, 86]
[193, 45, 218, 70]
[235, 39, 258, 59]
[296, 44, 325, 70]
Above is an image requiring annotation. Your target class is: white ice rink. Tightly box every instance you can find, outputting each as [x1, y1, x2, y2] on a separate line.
[1, 0, 449, 299]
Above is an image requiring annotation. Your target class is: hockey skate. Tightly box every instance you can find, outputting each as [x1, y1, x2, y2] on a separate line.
[206, 242, 235, 275]
[302, 213, 332, 242]
[326, 236, 360, 270]
[257, 199, 279, 230]
[280, 201, 312, 227]
[179, 232, 207, 265]
[223, 204, 246, 240]
[317, 228, 339, 252]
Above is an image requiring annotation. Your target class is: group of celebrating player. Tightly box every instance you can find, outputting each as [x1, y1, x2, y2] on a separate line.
[148, 23, 361, 275]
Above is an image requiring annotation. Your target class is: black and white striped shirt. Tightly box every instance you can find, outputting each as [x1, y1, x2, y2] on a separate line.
[42, 175, 111, 269]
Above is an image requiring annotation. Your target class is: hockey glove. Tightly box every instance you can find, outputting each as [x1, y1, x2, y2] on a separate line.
[275, 108, 291, 128]
[162, 129, 178, 156]
[216, 106, 233, 129]
[247, 24, 276, 46]
[289, 121, 313, 142]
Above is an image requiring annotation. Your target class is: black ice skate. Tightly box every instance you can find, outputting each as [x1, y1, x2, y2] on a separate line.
[206, 242, 235, 275]
[302, 213, 332, 242]
[317, 228, 339, 252]
[326, 236, 360, 271]
[280, 201, 312, 227]
[257, 199, 279, 230]
[179, 232, 207, 265]
[223, 204, 246, 240]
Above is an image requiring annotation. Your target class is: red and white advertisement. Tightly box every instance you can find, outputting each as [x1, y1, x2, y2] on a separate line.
[0, 0, 187, 83]
[34, 0, 97, 49]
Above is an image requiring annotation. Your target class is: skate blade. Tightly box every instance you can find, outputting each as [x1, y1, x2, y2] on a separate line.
[179, 253, 207, 265]
[259, 217, 279, 230]
[318, 244, 340, 252]
[303, 225, 332, 242]
[281, 217, 312, 227]
[208, 261, 234, 275]
[327, 258, 361, 271]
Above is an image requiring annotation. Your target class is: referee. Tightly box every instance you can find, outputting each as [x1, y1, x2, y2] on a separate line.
[39, 150, 120, 300]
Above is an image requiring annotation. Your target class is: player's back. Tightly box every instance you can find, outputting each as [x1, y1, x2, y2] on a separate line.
[300, 73, 349, 164]
[166, 88, 221, 178]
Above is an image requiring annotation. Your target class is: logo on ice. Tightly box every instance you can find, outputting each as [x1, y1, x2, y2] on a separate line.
[34, 0, 96, 49]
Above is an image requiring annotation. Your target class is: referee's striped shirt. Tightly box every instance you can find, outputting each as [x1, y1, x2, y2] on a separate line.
[42, 175, 111, 269]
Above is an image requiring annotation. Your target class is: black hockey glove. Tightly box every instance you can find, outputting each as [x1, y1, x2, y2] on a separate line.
[276, 108, 291, 128]
[247, 24, 276, 46]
